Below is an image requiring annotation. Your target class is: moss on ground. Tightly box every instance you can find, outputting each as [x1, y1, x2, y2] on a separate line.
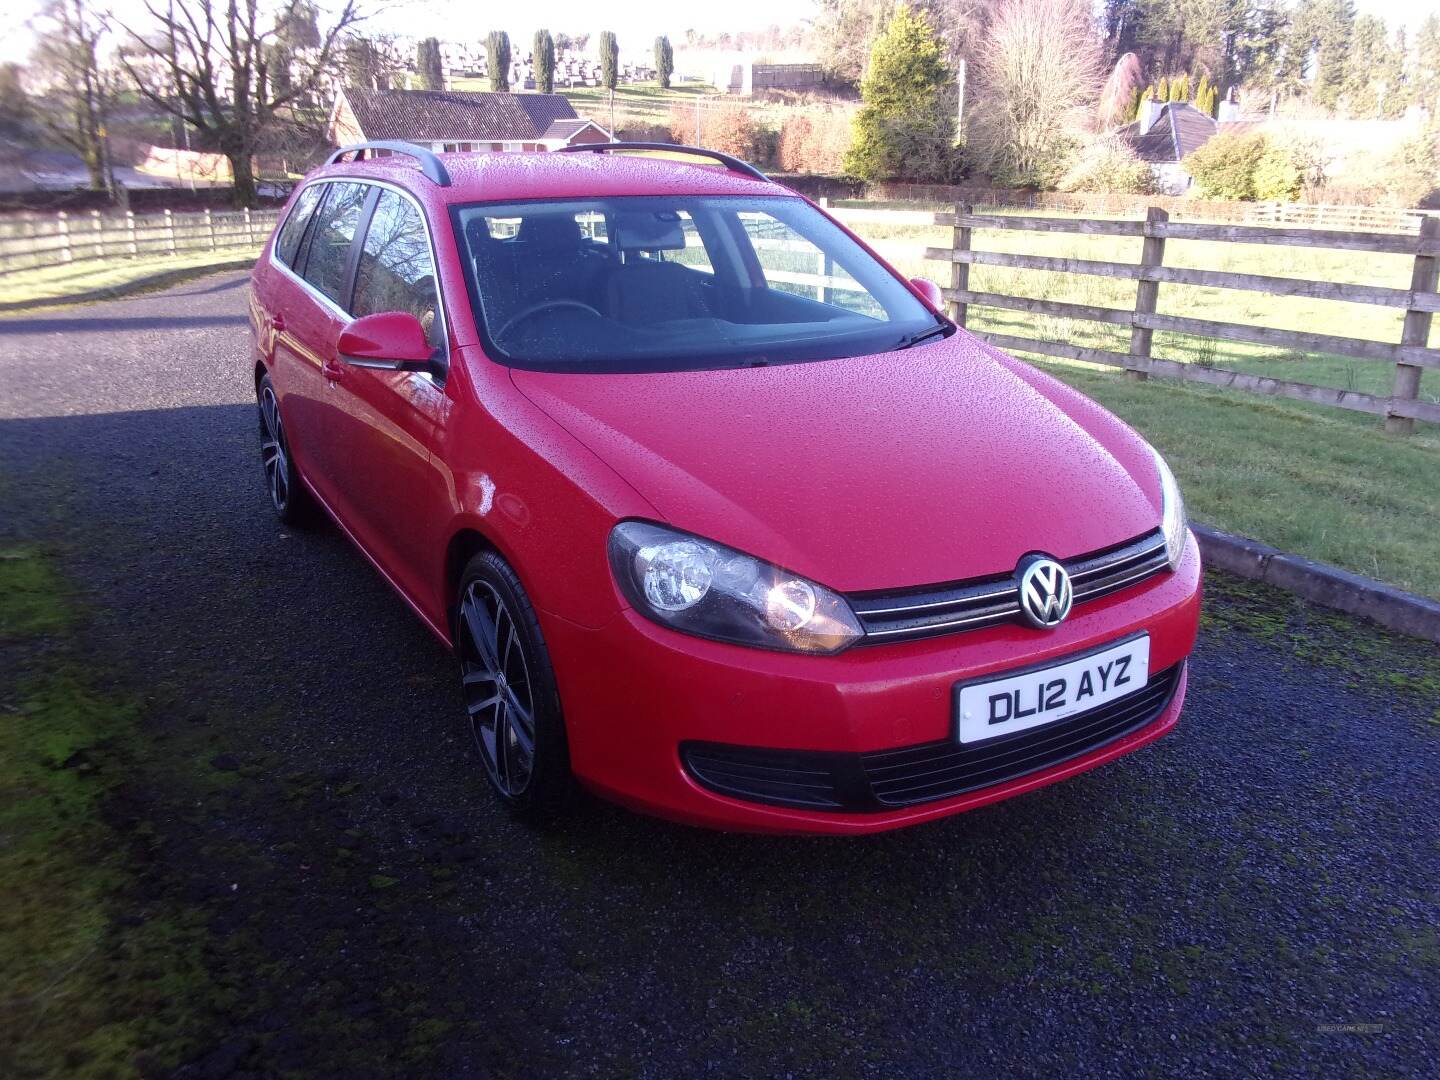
[0, 549, 224, 1078]
[1201, 571, 1440, 722]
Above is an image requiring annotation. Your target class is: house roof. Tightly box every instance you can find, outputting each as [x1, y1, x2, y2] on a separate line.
[542, 118, 599, 140]
[1118, 102, 1218, 163]
[340, 88, 580, 143]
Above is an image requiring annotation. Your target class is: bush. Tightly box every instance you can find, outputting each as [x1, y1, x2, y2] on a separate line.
[1253, 144, 1303, 201]
[1376, 129, 1439, 207]
[1058, 136, 1153, 194]
[844, 4, 959, 183]
[668, 102, 778, 167]
[777, 110, 855, 174]
[1183, 130, 1267, 200]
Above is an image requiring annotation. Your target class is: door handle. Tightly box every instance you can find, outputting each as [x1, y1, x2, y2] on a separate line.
[271, 312, 286, 332]
[321, 358, 346, 382]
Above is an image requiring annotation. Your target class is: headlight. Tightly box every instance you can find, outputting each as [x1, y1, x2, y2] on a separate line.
[608, 521, 864, 654]
[1153, 448, 1188, 570]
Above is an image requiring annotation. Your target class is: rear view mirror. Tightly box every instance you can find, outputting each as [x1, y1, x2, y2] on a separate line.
[338, 312, 433, 371]
[909, 277, 944, 311]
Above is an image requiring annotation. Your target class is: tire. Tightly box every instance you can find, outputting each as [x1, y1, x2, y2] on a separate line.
[257, 373, 314, 526]
[455, 550, 575, 818]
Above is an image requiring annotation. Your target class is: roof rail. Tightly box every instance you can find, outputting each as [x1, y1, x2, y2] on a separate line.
[552, 141, 769, 182]
[326, 141, 452, 186]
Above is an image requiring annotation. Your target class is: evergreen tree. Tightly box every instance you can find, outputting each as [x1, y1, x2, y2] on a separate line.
[417, 37, 444, 91]
[1173, 72, 1189, 102]
[1157, 74, 1170, 102]
[654, 35, 673, 89]
[534, 29, 555, 94]
[487, 31, 511, 92]
[844, 4, 956, 182]
[1415, 15, 1440, 110]
[1311, 0, 1356, 109]
[599, 30, 619, 129]
[1194, 73, 1210, 111]
[345, 37, 384, 91]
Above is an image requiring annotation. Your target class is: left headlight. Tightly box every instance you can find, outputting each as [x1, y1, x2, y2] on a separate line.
[608, 521, 864, 654]
[1153, 447, 1188, 570]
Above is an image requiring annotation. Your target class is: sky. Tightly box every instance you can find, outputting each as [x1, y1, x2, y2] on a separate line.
[0, 0, 818, 63]
[2, 0, 1438, 65]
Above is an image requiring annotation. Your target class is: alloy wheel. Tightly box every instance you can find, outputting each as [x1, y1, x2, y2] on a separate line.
[459, 579, 538, 796]
[259, 385, 291, 512]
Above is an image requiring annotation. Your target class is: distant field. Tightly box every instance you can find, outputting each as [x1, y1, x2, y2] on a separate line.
[447, 79, 720, 133]
[448, 78, 856, 138]
[842, 207, 1440, 402]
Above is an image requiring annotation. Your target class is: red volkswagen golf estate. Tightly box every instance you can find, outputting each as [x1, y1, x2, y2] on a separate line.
[248, 142, 1200, 834]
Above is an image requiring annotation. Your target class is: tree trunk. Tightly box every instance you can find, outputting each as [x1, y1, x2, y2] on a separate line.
[229, 149, 258, 208]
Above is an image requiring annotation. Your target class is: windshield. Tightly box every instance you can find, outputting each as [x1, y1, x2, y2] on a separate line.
[451, 195, 947, 372]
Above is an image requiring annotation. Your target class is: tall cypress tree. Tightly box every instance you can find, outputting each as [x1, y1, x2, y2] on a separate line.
[417, 37, 444, 91]
[487, 31, 511, 92]
[654, 35, 673, 89]
[599, 30, 619, 128]
[534, 29, 555, 94]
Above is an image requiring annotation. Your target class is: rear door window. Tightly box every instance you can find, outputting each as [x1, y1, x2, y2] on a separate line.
[274, 183, 325, 267]
[301, 182, 370, 306]
[353, 190, 444, 350]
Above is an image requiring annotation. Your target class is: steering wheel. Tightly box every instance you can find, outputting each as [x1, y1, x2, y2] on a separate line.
[495, 299, 603, 339]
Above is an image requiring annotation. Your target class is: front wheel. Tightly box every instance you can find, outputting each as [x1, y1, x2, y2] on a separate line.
[455, 550, 575, 818]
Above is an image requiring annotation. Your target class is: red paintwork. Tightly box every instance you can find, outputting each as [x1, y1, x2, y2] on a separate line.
[249, 152, 1202, 834]
[337, 311, 432, 364]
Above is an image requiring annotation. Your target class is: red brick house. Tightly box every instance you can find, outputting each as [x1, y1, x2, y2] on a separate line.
[328, 88, 612, 154]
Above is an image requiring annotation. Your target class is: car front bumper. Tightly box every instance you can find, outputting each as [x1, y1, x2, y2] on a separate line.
[542, 532, 1202, 834]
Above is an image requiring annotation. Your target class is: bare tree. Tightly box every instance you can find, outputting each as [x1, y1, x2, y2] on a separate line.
[971, 0, 1103, 187]
[28, 0, 115, 193]
[117, 0, 365, 207]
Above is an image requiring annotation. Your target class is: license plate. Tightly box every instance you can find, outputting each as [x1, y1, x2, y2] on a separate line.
[956, 635, 1150, 744]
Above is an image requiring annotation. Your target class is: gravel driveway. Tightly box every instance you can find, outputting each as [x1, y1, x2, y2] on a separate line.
[2, 272, 1437, 1078]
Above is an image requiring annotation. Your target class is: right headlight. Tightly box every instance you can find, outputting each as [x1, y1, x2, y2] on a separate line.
[608, 521, 864, 654]
[1153, 447, 1188, 570]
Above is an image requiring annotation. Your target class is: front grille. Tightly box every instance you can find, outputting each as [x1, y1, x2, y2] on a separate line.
[681, 662, 1182, 813]
[849, 530, 1170, 645]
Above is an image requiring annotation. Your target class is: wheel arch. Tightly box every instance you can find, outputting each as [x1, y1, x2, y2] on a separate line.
[444, 526, 500, 634]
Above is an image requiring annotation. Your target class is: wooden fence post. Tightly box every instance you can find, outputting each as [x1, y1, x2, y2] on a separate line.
[1127, 206, 1169, 381]
[126, 210, 138, 256]
[205, 208, 216, 250]
[56, 211, 72, 263]
[164, 208, 177, 255]
[1386, 215, 1440, 435]
[949, 201, 972, 327]
[91, 209, 104, 259]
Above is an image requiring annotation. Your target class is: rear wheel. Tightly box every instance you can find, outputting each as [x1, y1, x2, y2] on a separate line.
[257, 374, 313, 525]
[456, 550, 574, 818]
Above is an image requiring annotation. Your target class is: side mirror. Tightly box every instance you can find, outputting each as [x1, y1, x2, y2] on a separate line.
[337, 311, 433, 371]
[909, 277, 944, 311]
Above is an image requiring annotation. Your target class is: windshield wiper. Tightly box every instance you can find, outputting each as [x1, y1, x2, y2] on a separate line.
[896, 323, 951, 350]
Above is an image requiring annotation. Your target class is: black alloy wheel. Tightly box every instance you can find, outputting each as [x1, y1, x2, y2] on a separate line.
[257, 374, 311, 524]
[456, 550, 574, 817]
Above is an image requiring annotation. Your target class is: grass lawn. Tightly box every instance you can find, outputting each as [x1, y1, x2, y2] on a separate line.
[448, 78, 723, 133]
[0, 249, 258, 307]
[1034, 360, 1440, 599]
[846, 209, 1440, 403]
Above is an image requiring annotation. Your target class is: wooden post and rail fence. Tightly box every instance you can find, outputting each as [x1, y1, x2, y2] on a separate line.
[0, 207, 281, 276]
[924, 203, 1440, 435]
